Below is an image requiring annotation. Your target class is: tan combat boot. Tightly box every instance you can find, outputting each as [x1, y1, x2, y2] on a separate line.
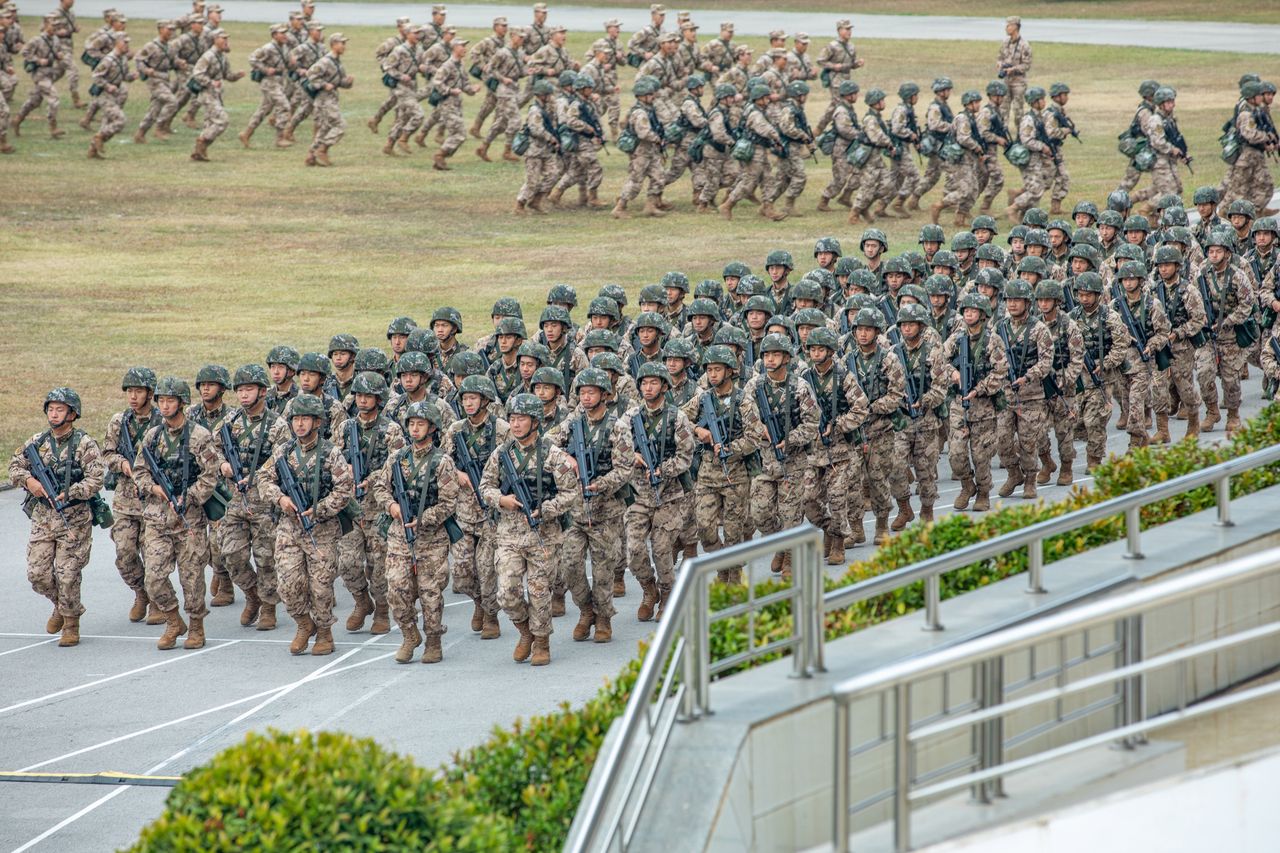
[395, 622, 421, 664]
[78, 112, 92, 130]
[240, 587, 260, 627]
[502, 143, 520, 162]
[480, 611, 501, 639]
[594, 612, 612, 643]
[146, 602, 166, 625]
[1126, 430, 1148, 453]
[643, 197, 666, 217]
[513, 619, 534, 662]
[873, 198, 894, 220]
[782, 196, 800, 218]
[760, 201, 785, 221]
[382, 137, 396, 155]
[953, 209, 968, 227]
[257, 602, 277, 631]
[1004, 204, 1022, 223]
[889, 197, 908, 218]
[1153, 413, 1171, 444]
[546, 185, 566, 208]
[826, 535, 845, 565]
[476, 142, 491, 161]
[655, 194, 675, 211]
[929, 200, 945, 224]
[190, 137, 209, 162]
[413, 130, 427, 147]
[366, 116, 380, 134]
[59, 616, 80, 648]
[316, 145, 333, 166]
[1086, 454, 1103, 472]
[872, 516, 891, 546]
[573, 605, 595, 641]
[311, 625, 334, 656]
[770, 552, 785, 573]
[345, 590, 373, 632]
[1037, 448, 1055, 485]
[528, 192, 548, 214]
[304, 148, 318, 166]
[850, 520, 867, 545]
[184, 615, 206, 650]
[614, 570, 628, 597]
[514, 198, 529, 215]
[470, 601, 485, 633]
[157, 609, 187, 651]
[846, 208, 863, 225]
[816, 195, 832, 212]
[432, 149, 450, 170]
[371, 602, 390, 635]
[133, 127, 147, 144]
[920, 503, 934, 523]
[421, 634, 443, 664]
[238, 127, 253, 148]
[587, 188, 608, 209]
[469, 118, 483, 139]
[551, 591, 566, 617]
[1057, 465, 1074, 486]
[979, 196, 993, 213]
[275, 131, 293, 148]
[289, 615, 316, 655]
[1184, 409, 1201, 441]
[47, 604, 63, 634]
[906, 194, 922, 212]
[530, 636, 551, 666]
[49, 120, 65, 139]
[655, 586, 672, 621]
[128, 591, 148, 623]
[211, 575, 234, 607]
[1203, 399, 1220, 431]
[718, 198, 735, 220]
[998, 468, 1023, 497]
[1021, 479, 1037, 500]
[396, 134, 412, 154]
[1050, 199, 1063, 215]
[954, 477, 975, 510]
[612, 198, 630, 219]
[836, 187, 854, 208]
[637, 579, 659, 621]
[891, 498, 915, 531]
[973, 490, 991, 512]
[1225, 407, 1242, 437]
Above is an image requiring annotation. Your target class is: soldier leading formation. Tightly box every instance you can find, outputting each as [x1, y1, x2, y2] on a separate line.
[14, 203, 1280, 660]
[2, 4, 1275, 217]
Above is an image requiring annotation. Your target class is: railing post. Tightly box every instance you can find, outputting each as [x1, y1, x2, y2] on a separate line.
[697, 571, 712, 716]
[1026, 538, 1047, 594]
[923, 575, 944, 632]
[971, 660, 992, 805]
[1215, 476, 1234, 527]
[811, 536, 827, 674]
[894, 682, 912, 853]
[833, 699, 851, 853]
[790, 543, 809, 679]
[679, 563, 699, 722]
[1123, 505, 1144, 559]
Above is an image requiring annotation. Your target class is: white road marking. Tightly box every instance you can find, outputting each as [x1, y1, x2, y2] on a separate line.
[0, 639, 57, 657]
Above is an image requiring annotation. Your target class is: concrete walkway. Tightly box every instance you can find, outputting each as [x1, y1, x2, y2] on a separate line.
[78, 1, 1280, 54]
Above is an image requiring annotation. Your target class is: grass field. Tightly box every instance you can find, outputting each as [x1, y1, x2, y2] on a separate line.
[1, 17, 1261, 453]
[343, 0, 1276, 25]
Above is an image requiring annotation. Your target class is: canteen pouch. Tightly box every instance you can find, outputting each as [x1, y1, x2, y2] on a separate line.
[24, 60, 38, 73]
[301, 79, 319, 98]
[730, 136, 755, 162]
[251, 69, 265, 83]
[663, 122, 685, 145]
[626, 52, 642, 69]
[203, 480, 233, 522]
[89, 493, 114, 529]
[427, 89, 444, 107]
[511, 126, 532, 154]
[1132, 146, 1156, 172]
[1220, 130, 1242, 165]
[486, 76, 499, 92]
[1004, 142, 1030, 167]
[819, 68, 832, 88]
[444, 516, 464, 544]
[376, 511, 392, 540]
[1116, 133, 1142, 157]
[919, 134, 941, 158]
[468, 62, 483, 80]
[186, 77, 204, 94]
[104, 470, 118, 491]
[940, 140, 964, 163]
[88, 83, 103, 97]
[81, 50, 98, 68]
[337, 497, 363, 536]
[1234, 318, 1260, 348]
[559, 128, 580, 153]
[1154, 346, 1172, 371]
[615, 127, 638, 154]
[815, 127, 837, 156]
[687, 131, 707, 163]
[846, 142, 872, 167]
[380, 72, 397, 88]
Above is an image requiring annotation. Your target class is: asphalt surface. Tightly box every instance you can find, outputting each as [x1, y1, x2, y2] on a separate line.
[76, 1, 1280, 54]
[1, 369, 1269, 852]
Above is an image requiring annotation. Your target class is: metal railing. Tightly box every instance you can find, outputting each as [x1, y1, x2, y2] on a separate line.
[832, 546, 1280, 853]
[563, 524, 825, 853]
[823, 443, 1280, 629]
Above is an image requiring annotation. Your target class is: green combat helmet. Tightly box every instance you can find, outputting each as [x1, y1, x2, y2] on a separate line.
[1153, 246, 1184, 266]
[1034, 280, 1065, 302]
[587, 297, 621, 322]
[961, 89, 981, 106]
[351, 371, 389, 399]
[386, 316, 417, 338]
[404, 400, 443, 430]
[396, 351, 432, 376]
[122, 366, 158, 391]
[1025, 86, 1046, 105]
[765, 249, 794, 269]
[591, 352, 626, 375]
[1004, 279, 1034, 300]
[663, 338, 696, 361]
[975, 268, 1005, 290]
[582, 328, 621, 352]
[760, 332, 795, 353]
[838, 80, 859, 97]
[661, 271, 690, 291]
[918, 223, 945, 244]
[155, 376, 192, 404]
[951, 231, 979, 252]
[495, 316, 528, 338]
[289, 395, 325, 419]
[748, 84, 771, 102]
[864, 88, 886, 106]
[814, 236, 842, 257]
[924, 274, 953, 295]
[508, 393, 544, 418]
[958, 292, 991, 315]
[853, 307, 885, 330]
[897, 303, 930, 325]
[328, 333, 360, 356]
[547, 283, 578, 308]
[540, 305, 572, 329]
[406, 328, 441, 356]
[898, 82, 919, 100]
[971, 214, 999, 234]
[491, 296, 523, 319]
[599, 283, 628, 307]
[702, 345, 739, 370]
[976, 243, 1005, 263]
[932, 76, 953, 93]
[355, 347, 391, 376]
[431, 306, 463, 334]
[1074, 271, 1105, 293]
[534, 79, 556, 96]
[517, 341, 552, 365]
[860, 228, 888, 251]
[531, 366, 566, 393]
[986, 80, 1008, 97]
[1192, 186, 1220, 206]
[575, 367, 613, 394]
[694, 279, 723, 300]
[1016, 256, 1048, 278]
[1118, 261, 1147, 280]
[459, 375, 499, 401]
[45, 387, 82, 418]
[267, 345, 301, 370]
[689, 297, 721, 319]
[636, 362, 672, 384]
[233, 364, 269, 388]
[448, 351, 486, 378]
[722, 260, 751, 279]
[1072, 201, 1099, 222]
[196, 365, 231, 388]
[297, 352, 331, 377]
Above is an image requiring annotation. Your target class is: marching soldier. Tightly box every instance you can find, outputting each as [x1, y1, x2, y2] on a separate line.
[697, 83, 741, 211]
[662, 74, 710, 207]
[1222, 80, 1277, 213]
[1151, 245, 1206, 442]
[721, 85, 788, 222]
[976, 80, 1010, 214]
[1133, 87, 1189, 211]
[239, 24, 293, 149]
[133, 377, 223, 651]
[85, 32, 132, 160]
[889, 303, 949, 528]
[518, 2, 551, 107]
[428, 37, 478, 170]
[169, 13, 205, 127]
[1069, 272, 1129, 469]
[303, 32, 353, 167]
[256, 394, 356, 657]
[466, 16, 508, 140]
[375, 401, 460, 664]
[367, 17, 410, 135]
[1112, 261, 1172, 448]
[814, 19, 862, 135]
[13, 15, 66, 139]
[477, 25, 525, 163]
[515, 77, 559, 214]
[283, 20, 325, 142]
[1006, 87, 1054, 223]
[919, 77, 955, 203]
[11, 388, 105, 647]
[186, 366, 234, 607]
[548, 72, 607, 208]
[1031, 281, 1084, 486]
[379, 23, 423, 156]
[613, 76, 668, 219]
[931, 89, 985, 227]
[1195, 231, 1256, 436]
[133, 20, 180, 144]
[843, 310, 906, 544]
[188, 28, 244, 162]
[887, 82, 924, 216]
[626, 3, 666, 69]
[1043, 82, 1075, 215]
[848, 88, 896, 226]
[945, 293, 1011, 511]
[994, 278, 1055, 498]
[700, 21, 736, 79]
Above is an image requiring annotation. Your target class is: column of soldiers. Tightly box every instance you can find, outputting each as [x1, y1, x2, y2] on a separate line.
[14, 213, 1279, 652]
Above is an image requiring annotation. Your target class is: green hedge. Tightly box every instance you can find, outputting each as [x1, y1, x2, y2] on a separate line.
[132, 405, 1280, 851]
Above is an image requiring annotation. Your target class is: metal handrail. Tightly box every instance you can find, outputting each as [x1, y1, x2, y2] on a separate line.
[564, 524, 824, 853]
[832, 546, 1280, 852]
[823, 443, 1280, 629]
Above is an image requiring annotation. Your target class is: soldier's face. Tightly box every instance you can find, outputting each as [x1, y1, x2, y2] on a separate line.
[45, 403, 72, 428]
[665, 287, 686, 306]
[291, 415, 318, 438]
[1007, 297, 1029, 318]
[331, 351, 353, 370]
[542, 321, 565, 344]
[963, 307, 981, 326]
[1074, 214, 1092, 229]
[553, 32, 566, 47]
[608, 25, 620, 37]
[1125, 231, 1145, 245]
[1096, 226, 1116, 242]
[886, 272, 906, 290]
[1229, 214, 1249, 230]
[766, 265, 787, 283]
[198, 382, 223, 403]
[298, 371, 324, 393]
[1036, 297, 1056, 315]
[816, 251, 835, 268]
[724, 275, 740, 293]
[978, 258, 997, 270]
[400, 372, 423, 393]
[589, 315, 611, 330]
[1010, 238, 1025, 253]
[407, 419, 433, 443]
[863, 242, 882, 260]
[268, 364, 290, 385]
[637, 327, 658, 346]
[806, 345, 831, 366]
[1121, 277, 1142, 294]
[389, 333, 409, 354]
[639, 377, 665, 401]
[158, 396, 183, 419]
[534, 384, 558, 403]
[1078, 290, 1098, 309]
[1158, 262, 1180, 280]
[432, 321, 454, 343]
[745, 310, 768, 330]
[1257, 232, 1275, 250]
[930, 294, 948, 310]
[236, 386, 261, 409]
[355, 393, 379, 414]
[705, 364, 729, 387]
[462, 392, 485, 416]
[1049, 231, 1066, 248]
[1006, 22, 1018, 37]
[692, 315, 711, 333]
[125, 387, 151, 411]
[922, 241, 940, 255]
[1071, 258, 1090, 274]
[665, 357, 687, 377]
[579, 386, 603, 409]
[1027, 244, 1046, 257]
[498, 333, 520, 354]
[854, 328, 877, 348]
[1208, 246, 1229, 266]
[518, 357, 538, 380]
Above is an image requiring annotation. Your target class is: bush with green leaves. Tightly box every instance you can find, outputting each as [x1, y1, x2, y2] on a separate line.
[134, 406, 1280, 851]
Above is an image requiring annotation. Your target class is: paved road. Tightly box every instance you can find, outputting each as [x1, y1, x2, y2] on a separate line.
[0, 370, 1268, 852]
[77, 0, 1280, 54]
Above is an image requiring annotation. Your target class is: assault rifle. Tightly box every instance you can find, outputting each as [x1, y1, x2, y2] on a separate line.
[23, 443, 70, 528]
[1081, 340, 1104, 389]
[390, 459, 420, 571]
[218, 422, 251, 508]
[452, 432, 489, 514]
[345, 418, 368, 500]
[141, 443, 191, 531]
[108, 413, 144, 491]
[1198, 274, 1222, 368]
[567, 416, 597, 523]
[273, 455, 318, 548]
[697, 393, 732, 476]
[888, 327, 921, 419]
[630, 413, 664, 502]
[753, 381, 788, 463]
[498, 447, 547, 544]
[957, 333, 973, 411]
[1111, 283, 1172, 367]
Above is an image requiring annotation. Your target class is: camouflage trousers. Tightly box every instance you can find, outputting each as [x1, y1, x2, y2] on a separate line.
[1077, 384, 1114, 461]
[138, 77, 179, 132]
[372, 90, 396, 125]
[803, 451, 853, 539]
[0, 79, 7, 128]
[385, 527, 451, 637]
[890, 151, 920, 201]
[848, 427, 895, 518]
[940, 154, 980, 212]
[1155, 342, 1202, 417]
[1130, 155, 1182, 204]
[697, 152, 741, 204]
[751, 456, 810, 535]
[765, 151, 807, 202]
[918, 152, 943, 198]
[483, 84, 520, 145]
[495, 524, 561, 638]
[196, 89, 229, 144]
[663, 143, 706, 198]
[286, 85, 313, 131]
[976, 153, 1005, 205]
[275, 519, 341, 629]
[84, 84, 128, 125]
[555, 146, 605, 193]
[949, 409, 999, 494]
[247, 77, 290, 134]
[603, 90, 621, 136]
[18, 73, 59, 122]
[694, 469, 753, 552]
[474, 88, 497, 126]
[563, 506, 624, 618]
[1042, 394, 1078, 468]
[997, 398, 1049, 477]
[1223, 147, 1275, 212]
[1012, 155, 1052, 210]
[28, 509, 93, 618]
[337, 517, 387, 606]
[626, 494, 690, 591]
[893, 416, 942, 504]
[209, 520, 229, 583]
[110, 513, 147, 593]
[1048, 155, 1070, 203]
[92, 91, 126, 140]
[1000, 79, 1027, 129]
[144, 512, 211, 618]
[57, 46, 80, 96]
[1, 67, 16, 103]
[436, 99, 466, 155]
[450, 521, 499, 616]
[311, 91, 345, 151]
[388, 85, 424, 140]
[726, 148, 770, 204]
[1197, 337, 1249, 410]
[221, 504, 279, 604]
[518, 152, 559, 202]
[854, 152, 895, 211]
[1115, 365, 1156, 436]
[619, 144, 667, 201]
[821, 152, 861, 202]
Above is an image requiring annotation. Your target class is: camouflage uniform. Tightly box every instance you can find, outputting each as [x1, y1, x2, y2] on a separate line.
[798, 359, 870, 545]
[766, 95, 810, 207]
[245, 35, 292, 140]
[942, 106, 984, 216]
[617, 98, 667, 204]
[170, 26, 204, 120]
[479, 436, 579, 640]
[1013, 108, 1054, 213]
[305, 45, 352, 162]
[698, 96, 741, 205]
[447, 411, 511, 621]
[103, 408, 162, 596]
[429, 54, 474, 157]
[190, 42, 238, 147]
[1038, 310, 1085, 478]
[995, 32, 1032, 127]
[724, 102, 782, 206]
[256, 436, 355, 631]
[853, 105, 897, 216]
[975, 97, 1009, 210]
[186, 400, 233, 604]
[1070, 299, 1130, 464]
[890, 337, 949, 514]
[374, 442, 460, 641]
[943, 323, 1011, 502]
[517, 93, 560, 206]
[133, 421, 222, 619]
[1154, 275, 1207, 431]
[820, 96, 862, 206]
[482, 41, 524, 146]
[920, 96, 955, 199]
[1111, 288, 1171, 441]
[52, 4, 79, 103]
[1043, 103, 1074, 205]
[219, 407, 289, 609]
[135, 32, 180, 135]
[18, 29, 62, 126]
[1195, 263, 1255, 417]
[888, 100, 923, 203]
[664, 91, 710, 199]
[844, 344, 907, 535]
[1224, 104, 1276, 212]
[553, 88, 606, 201]
[381, 38, 424, 145]
[994, 314, 1054, 490]
[468, 28, 505, 132]
[624, 401, 695, 596]
[1133, 104, 1185, 204]
[814, 32, 859, 134]
[745, 371, 821, 537]
[10, 427, 104, 620]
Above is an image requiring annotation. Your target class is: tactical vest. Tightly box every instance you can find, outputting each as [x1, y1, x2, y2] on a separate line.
[1001, 318, 1041, 378]
[395, 446, 444, 516]
[849, 348, 891, 405]
[959, 112, 985, 154]
[985, 104, 1009, 144]
[930, 99, 953, 142]
[148, 423, 200, 495]
[1045, 313, 1072, 371]
[121, 409, 162, 455]
[1127, 103, 1151, 139]
[710, 106, 732, 152]
[806, 361, 854, 424]
[288, 438, 337, 505]
[709, 388, 748, 444]
[1029, 111, 1054, 151]
[38, 430, 87, 496]
[1160, 279, 1195, 332]
[355, 415, 395, 473]
[954, 328, 995, 383]
[904, 340, 936, 396]
[636, 404, 682, 462]
[235, 409, 277, 481]
[1074, 306, 1115, 360]
[188, 403, 229, 432]
[501, 438, 558, 509]
[582, 413, 619, 475]
[1123, 294, 1158, 344]
[459, 413, 500, 469]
